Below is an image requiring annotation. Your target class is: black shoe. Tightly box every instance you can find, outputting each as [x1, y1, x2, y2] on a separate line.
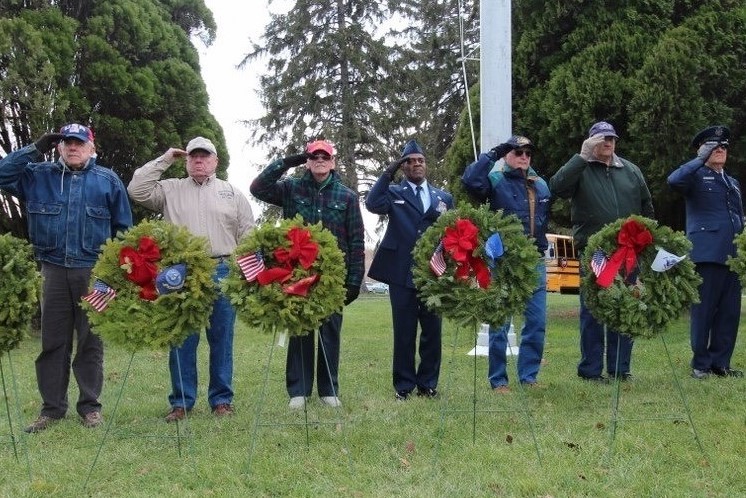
[579, 374, 609, 383]
[395, 390, 411, 401]
[416, 387, 438, 398]
[711, 367, 744, 378]
[609, 372, 633, 381]
[691, 368, 710, 380]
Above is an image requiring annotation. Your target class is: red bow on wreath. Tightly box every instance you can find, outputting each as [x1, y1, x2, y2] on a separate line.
[596, 219, 653, 288]
[443, 218, 491, 289]
[119, 236, 161, 301]
[274, 227, 319, 270]
[255, 227, 321, 296]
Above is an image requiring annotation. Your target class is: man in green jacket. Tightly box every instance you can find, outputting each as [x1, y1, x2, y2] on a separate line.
[549, 121, 654, 382]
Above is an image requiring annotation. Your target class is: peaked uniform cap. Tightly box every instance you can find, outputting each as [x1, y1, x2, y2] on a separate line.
[690, 125, 730, 148]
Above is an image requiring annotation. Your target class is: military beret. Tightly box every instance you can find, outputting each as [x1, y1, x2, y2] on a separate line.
[691, 125, 730, 148]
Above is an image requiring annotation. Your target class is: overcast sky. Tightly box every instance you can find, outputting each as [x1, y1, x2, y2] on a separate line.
[198, 1, 382, 245]
[197, 0, 275, 200]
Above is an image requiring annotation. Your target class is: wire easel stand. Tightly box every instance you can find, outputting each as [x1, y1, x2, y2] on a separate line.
[605, 332, 706, 465]
[83, 349, 193, 492]
[0, 351, 32, 479]
[245, 327, 352, 475]
[434, 322, 542, 467]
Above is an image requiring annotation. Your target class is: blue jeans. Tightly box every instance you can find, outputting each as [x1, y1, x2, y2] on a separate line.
[168, 261, 236, 410]
[488, 264, 547, 387]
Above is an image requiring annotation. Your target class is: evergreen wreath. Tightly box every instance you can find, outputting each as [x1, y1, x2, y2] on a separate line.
[83, 219, 217, 351]
[222, 215, 346, 336]
[412, 205, 539, 328]
[581, 215, 701, 338]
[726, 230, 746, 286]
[0, 234, 41, 352]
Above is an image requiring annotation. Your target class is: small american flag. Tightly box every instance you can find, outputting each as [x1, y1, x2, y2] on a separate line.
[590, 249, 608, 278]
[429, 241, 447, 276]
[237, 251, 265, 282]
[82, 280, 116, 312]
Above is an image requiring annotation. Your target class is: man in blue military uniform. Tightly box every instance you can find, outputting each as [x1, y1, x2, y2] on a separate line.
[462, 135, 551, 392]
[668, 125, 744, 379]
[366, 140, 454, 400]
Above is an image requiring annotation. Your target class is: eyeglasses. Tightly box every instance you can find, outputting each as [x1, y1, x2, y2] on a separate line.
[407, 157, 426, 165]
[309, 153, 332, 161]
[513, 149, 532, 158]
[703, 141, 728, 150]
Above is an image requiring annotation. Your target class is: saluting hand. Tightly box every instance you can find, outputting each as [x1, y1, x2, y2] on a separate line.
[33, 133, 65, 154]
[579, 134, 606, 161]
[162, 148, 187, 163]
[384, 156, 408, 179]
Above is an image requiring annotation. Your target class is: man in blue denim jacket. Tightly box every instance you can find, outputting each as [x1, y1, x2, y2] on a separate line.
[462, 135, 551, 392]
[0, 123, 132, 432]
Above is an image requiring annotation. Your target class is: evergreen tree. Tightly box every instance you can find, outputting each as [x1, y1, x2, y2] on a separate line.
[244, 0, 479, 194]
[242, 0, 400, 192]
[511, 0, 746, 229]
[0, 0, 221, 233]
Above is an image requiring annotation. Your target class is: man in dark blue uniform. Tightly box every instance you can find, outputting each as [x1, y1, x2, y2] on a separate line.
[668, 125, 744, 379]
[366, 140, 454, 400]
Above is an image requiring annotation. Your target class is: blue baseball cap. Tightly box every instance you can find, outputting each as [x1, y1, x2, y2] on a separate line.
[588, 121, 619, 139]
[59, 123, 94, 143]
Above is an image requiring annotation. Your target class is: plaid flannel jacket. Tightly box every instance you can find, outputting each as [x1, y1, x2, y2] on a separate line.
[250, 159, 365, 288]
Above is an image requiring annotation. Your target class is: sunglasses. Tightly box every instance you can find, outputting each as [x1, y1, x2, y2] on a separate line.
[513, 149, 532, 158]
[309, 153, 332, 161]
[704, 141, 729, 150]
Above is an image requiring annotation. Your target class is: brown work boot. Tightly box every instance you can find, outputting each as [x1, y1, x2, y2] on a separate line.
[212, 404, 234, 417]
[82, 411, 103, 428]
[165, 407, 187, 422]
[24, 415, 60, 433]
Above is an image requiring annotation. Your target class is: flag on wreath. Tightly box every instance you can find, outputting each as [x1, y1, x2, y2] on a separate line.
[83, 279, 116, 312]
[590, 249, 608, 278]
[237, 251, 265, 282]
[430, 241, 447, 276]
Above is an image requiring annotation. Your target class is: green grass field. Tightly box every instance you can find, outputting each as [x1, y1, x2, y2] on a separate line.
[0, 293, 744, 497]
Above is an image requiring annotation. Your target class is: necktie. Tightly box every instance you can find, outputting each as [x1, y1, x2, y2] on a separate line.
[416, 186, 425, 212]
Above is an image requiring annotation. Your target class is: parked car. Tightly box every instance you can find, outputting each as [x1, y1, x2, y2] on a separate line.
[365, 282, 389, 294]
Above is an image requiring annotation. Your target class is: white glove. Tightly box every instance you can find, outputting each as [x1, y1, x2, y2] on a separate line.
[697, 141, 719, 162]
[580, 134, 606, 161]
